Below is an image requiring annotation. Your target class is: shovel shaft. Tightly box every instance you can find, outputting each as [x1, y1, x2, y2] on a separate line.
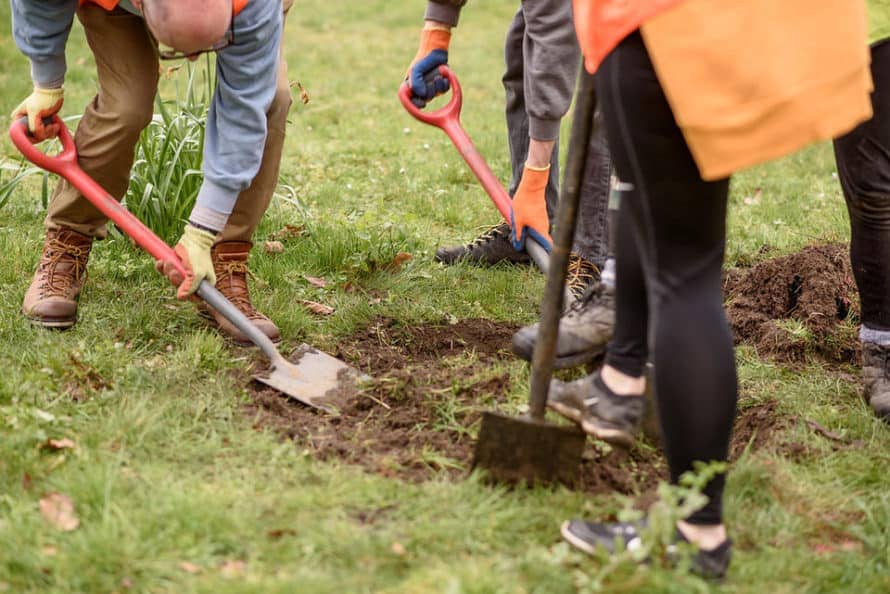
[528, 69, 598, 420]
[196, 282, 285, 364]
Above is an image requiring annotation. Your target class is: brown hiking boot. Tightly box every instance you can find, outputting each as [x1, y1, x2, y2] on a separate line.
[22, 228, 93, 329]
[197, 241, 281, 345]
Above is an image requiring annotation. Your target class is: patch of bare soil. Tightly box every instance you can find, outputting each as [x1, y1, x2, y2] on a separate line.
[724, 243, 860, 365]
[243, 318, 801, 497]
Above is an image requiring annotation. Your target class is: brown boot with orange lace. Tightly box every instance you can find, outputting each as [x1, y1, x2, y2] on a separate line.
[197, 241, 281, 345]
[22, 228, 93, 329]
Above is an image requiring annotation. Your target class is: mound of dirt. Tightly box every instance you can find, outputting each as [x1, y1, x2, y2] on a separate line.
[723, 243, 860, 365]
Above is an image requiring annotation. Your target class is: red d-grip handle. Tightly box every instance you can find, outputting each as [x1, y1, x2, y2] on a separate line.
[398, 65, 463, 127]
[9, 117, 187, 279]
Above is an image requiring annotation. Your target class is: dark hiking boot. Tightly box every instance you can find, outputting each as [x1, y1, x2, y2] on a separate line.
[512, 281, 615, 368]
[566, 253, 600, 299]
[22, 228, 93, 329]
[435, 222, 531, 266]
[560, 519, 732, 580]
[548, 371, 644, 447]
[861, 342, 890, 422]
[197, 241, 281, 345]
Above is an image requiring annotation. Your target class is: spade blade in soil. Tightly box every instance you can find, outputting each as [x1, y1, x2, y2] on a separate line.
[472, 411, 585, 486]
[253, 343, 369, 413]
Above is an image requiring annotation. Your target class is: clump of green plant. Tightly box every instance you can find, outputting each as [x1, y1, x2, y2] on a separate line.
[124, 58, 215, 243]
[0, 158, 48, 211]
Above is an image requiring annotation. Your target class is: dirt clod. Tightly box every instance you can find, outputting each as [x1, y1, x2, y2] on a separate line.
[724, 243, 859, 365]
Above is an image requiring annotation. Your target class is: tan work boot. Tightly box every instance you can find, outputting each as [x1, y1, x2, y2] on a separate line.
[198, 241, 281, 345]
[22, 228, 93, 329]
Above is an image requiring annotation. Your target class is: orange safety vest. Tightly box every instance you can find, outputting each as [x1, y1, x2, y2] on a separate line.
[82, 0, 248, 15]
[572, 0, 683, 73]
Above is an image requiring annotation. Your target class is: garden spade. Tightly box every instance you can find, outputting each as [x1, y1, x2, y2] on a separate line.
[10, 117, 364, 413]
[470, 69, 598, 486]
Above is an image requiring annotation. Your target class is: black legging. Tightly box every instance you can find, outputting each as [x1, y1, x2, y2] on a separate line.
[597, 31, 738, 526]
[834, 40, 890, 331]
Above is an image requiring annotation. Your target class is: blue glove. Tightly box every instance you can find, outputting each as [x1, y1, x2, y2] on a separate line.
[406, 26, 452, 108]
[409, 54, 451, 108]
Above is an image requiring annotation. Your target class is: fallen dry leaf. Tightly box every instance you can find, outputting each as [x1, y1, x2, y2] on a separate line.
[22, 472, 32, 491]
[290, 80, 310, 105]
[263, 240, 284, 254]
[44, 438, 76, 451]
[120, 577, 134, 589]
[42, 546, 57, 556]
[267, 528, 297, 540]
[304, 275, 327, 288]
[220, 560, 246, 578]
[179, 561, 202, 574]
[39, 492, 80, 532]
[387, 252, 413, 272]
[269, 224, 305, 241]
[743, 188, 762, 206]
[391, 542, 407, 556]
[300, 300, 335, 316]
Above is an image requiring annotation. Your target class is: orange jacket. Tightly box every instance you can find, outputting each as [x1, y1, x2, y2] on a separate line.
[572, 0, 683, 72]
[573, 0, 872, 181]
[82, 0, 248, 15]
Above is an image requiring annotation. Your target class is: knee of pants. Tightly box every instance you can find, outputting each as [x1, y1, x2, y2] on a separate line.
[847, 189, 890, 228]
[102, 93, 155, 138]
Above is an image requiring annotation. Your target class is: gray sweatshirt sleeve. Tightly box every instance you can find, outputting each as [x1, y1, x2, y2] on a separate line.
[189, 0, 283, 231]
[424, 0, 465, 27]
[10, 0, 76, 88]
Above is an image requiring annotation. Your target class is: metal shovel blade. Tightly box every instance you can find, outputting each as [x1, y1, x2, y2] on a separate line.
[253, 343, 370, 414]
[472, 411, 586, 486]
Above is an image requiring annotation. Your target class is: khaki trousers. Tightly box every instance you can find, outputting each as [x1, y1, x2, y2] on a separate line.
[46, 1, 293, 244]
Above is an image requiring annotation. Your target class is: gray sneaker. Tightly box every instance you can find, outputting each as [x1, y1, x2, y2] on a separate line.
[512, 282, 615, 369]
[861, 342, 890, 422]
[548, 371, 644, 447]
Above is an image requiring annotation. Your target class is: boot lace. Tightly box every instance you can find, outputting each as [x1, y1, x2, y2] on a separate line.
[566, 254, 599, 298]
[464, 223, 511, 249]
[215, 260, 263, 319]
[39, 237, 89, 297]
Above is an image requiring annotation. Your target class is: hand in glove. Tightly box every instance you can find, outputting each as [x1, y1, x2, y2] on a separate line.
[10, 87, 64, 142]
[510, 164, 553, 252]
[406, 24, 451, 108]
[156, 224, 217, 300]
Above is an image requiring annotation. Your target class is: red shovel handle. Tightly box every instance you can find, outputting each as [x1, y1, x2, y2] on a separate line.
[9, 117, 187, 279]
[399, 66, 513, 223]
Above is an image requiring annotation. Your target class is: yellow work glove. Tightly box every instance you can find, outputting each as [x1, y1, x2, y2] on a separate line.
[510, 164, 553, 252]
[10, 86, 64, 142]
[156, 224, 217, 300]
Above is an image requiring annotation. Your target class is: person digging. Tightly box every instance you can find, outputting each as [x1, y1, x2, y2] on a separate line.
[408, 0, 612, 300]
[11, 0, 294, 344]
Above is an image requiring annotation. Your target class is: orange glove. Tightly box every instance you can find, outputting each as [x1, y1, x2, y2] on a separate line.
[406, 25, 452, 108]
[510, 164, 553, 252]
[10, 87, 64, 142]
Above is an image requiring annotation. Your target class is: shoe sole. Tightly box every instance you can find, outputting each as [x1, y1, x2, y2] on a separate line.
[23, 312, 76, 329]
[560, 521, 598, 555]
[510, 342, 605, 370]
[580, 418, 635, 448]
[547, 400, 583, 424]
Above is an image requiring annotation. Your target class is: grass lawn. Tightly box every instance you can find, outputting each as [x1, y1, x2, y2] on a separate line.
[1, 1, 888, 592]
